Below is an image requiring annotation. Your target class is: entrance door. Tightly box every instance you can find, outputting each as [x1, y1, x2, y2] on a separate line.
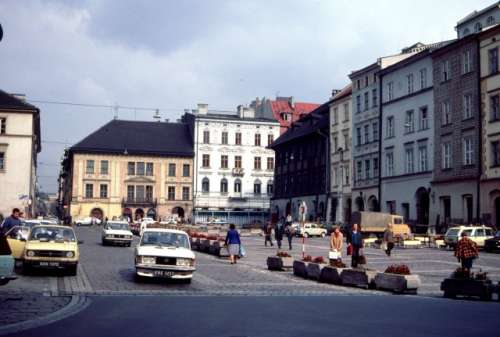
[464, 195, 473, 224]
[442, 197, 451, 224]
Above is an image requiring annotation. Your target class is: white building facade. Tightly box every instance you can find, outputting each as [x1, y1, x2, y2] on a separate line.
[0, 91, 41, 218]
[379, 50, 435, 232]
[182, 104, 280, 225]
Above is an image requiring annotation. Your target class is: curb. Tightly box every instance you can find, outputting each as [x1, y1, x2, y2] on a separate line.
[0, 295, 90, 336]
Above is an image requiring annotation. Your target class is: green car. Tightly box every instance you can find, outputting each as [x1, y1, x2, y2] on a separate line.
[0, 234, 17, 286]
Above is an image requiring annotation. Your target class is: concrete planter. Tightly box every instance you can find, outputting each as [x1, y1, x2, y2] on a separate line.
[320, 266, 348, 285]
[200, 239, 211, 252]
[194, 238, 202, 251]
[340, 268, 377, 289]
[441, 278, 494, 300]
[293, 260, 309, 278]
[374, 273, 421, 294]
[306, 262, 327, 280]
[208, 240, 218, 255]
[267, 256, 294, 271]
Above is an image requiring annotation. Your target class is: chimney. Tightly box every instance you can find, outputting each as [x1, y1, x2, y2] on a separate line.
[197, 103, 208, 115]
[331, 89, 341, 99]
[288, 96, 295, 108]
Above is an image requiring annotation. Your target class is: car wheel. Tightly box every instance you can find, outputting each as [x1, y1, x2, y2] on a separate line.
[443, 291, 455, 299]
[134, 273, 144, 283]
[66, 265, 78, 276]
[303, 232, 309, 238]
[102, 240, 107, 246]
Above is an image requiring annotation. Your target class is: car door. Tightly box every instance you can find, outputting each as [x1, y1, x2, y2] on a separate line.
[5, 227, 27, 259]
[473, 229, 486, 247]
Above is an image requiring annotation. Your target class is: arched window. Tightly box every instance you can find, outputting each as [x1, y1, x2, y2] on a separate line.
[267, 180, 274, 195]
[220, 178, 228, 194]
[254, 179, 262, 195]
[487, 16, 495, 25]
[475, 22, 483, 32]
[202, 177, 209, 193]
[234, 179, 241, 193]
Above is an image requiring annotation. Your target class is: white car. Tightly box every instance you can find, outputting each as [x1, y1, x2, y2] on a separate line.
[102, 221, 134, 246]
[444, 226, 494, 248]
[135, 228, 195, 283]
[297, 223, 327, 238]
[75, 217, 101, 226]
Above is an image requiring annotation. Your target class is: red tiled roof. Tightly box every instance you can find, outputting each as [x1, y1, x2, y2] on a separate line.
[270, 101, 319, 115]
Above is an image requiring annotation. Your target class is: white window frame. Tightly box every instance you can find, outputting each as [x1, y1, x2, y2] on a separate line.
[462, 50, 472, 74]
[418, 146, 428, 172]
[463, 94, 473, 119]
[405, 110, 414, 134]
[407, 73, 414, 94]
[442, 102, 451, 125]
[386, 152, 394, 176]
[419, 68, 427, 89]
[405, 148, 414, 174]
[442, 142, 452, 169]
[463, 138, 474, 165]
[386, 116, 394, 138]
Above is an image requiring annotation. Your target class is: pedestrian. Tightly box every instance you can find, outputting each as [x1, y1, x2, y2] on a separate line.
[454, 231, 478, 274]
[383, 223, 395, 256]
[349, 223, 363, 268]
[0, 208, 21, 234]
[264, 222, 274, 247]
[330, 226, 344, 259]
[286, 214, 292, 226]
[274, 221, 284, 249]
[225, 224, 241, 264]
[284, 222, 294, 250]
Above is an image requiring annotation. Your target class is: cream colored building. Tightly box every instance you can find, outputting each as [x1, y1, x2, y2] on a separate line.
[0, 91, 40, 218]
[60, 119, 194, 222]
[479, 25, 500, 227]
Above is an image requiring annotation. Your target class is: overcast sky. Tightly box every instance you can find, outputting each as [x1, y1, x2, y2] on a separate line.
[0, 0, 492, 193]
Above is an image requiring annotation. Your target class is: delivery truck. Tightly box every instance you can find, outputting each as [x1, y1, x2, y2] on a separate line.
[350, 211, 411, 238]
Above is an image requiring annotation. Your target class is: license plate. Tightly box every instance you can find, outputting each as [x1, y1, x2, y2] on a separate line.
[40, 262, 60, 266]
[39, 262, 49, 266]
[153, 270, 174, 277]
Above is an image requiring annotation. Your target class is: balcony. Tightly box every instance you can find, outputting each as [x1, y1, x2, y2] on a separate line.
[232, 168, 244, 176]
[122, 197, 157, 208]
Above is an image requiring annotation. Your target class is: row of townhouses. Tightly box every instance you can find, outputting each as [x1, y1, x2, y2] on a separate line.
[271, 2, 500, 233]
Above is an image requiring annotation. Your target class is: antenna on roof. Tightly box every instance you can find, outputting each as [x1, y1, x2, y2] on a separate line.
[153, 109, 161, 122]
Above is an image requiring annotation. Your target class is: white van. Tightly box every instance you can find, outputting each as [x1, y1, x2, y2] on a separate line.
[444, 226, 494, 248]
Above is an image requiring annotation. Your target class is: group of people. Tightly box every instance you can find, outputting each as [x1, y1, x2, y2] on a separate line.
[263, 214, 295, 250]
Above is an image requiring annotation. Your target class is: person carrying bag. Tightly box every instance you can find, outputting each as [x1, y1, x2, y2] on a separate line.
[329, 227, 343, 262]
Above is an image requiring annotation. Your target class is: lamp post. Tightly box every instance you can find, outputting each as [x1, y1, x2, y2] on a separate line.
[337, 147, 344, 225]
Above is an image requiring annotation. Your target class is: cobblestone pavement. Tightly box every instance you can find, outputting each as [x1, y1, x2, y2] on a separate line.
[1, 226, 499, 299]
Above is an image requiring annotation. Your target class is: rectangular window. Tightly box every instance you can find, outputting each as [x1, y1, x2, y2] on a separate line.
[442, 102, 451, 125]
[267, 157, 274, 170]
[343, 103, 350, 121]
[492, 141, 500, 167]
[386, 152, 394, 176]
[202, 154, 210, 168]
[100, 160, 109, 175]
[405, 110, 414, 133]
[491, 95, 500, 121]
[356, 95, 361, 113]
[127, 162, 135, 175]
[333, 136, 338, 151]
[136, 186, 145, 201]
[146, 162, 153, 176]
[356, 127, 362, 146]
[168, 163, 176, 176]
[343, 131, 349, 150]
[405, 148, 414, 174]
[372, 122, 378, 141]
[489, 47, 498, 75]
[373, 157, 379, 173]
[356, 161, 363, 181]
[267, 134, 274, 146]
[203, 130, 210, 144]
[386, 116, 394, 138]
[235, 132, 242, 145]
[364, 125, 370, 144]
[442, 142, 452, 169]
[463, 138, 474, 165]
[372, 88, 377, 107]
[0, 118, 6, 134]
[86, 160, 95, 174]
[407, 73, 414, 94]
[463, 94, 473, 119]
[0, 152, 4, 170]
[364, 92, 369, 111]
[85, 184, 93, 198]
[345, 166, 350, 185]
[146, 185, 153, 200]
[267, 182, 273, 195]
[183, 164, 190, 177]
[333, 107, 338, 124]
[365, 159, 371, 179]
[99, 184, 108, 198]
[387, 82, 394, 100]
[254, 133, 261, 146]
[221, 155, 228, 169]
[441, 60, 451, 82]
[418, 146, 428, 172]
[419, 106, 429, 130]
[463, 50, 472, 74]
[420, 68, 427, 89]
[136, 162, 145, 175]
[254, 156, 261, 170]
[235, 155, 242, 168]
[221, 131, 228, 145]
[254, 182, 261, 195]
[182, 187, 190, 201]
[127, 186, 134, 200]
[168, 186, 175, 201]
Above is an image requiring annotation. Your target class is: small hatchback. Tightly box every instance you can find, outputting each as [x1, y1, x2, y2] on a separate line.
[444, 226, 494, 248]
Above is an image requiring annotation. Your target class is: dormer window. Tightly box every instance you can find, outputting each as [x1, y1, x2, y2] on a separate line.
[475, 22, 483, 32]
[487, 16, 495, 26]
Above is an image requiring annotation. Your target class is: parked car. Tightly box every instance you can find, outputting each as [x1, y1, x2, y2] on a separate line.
[0, 235, 16, 286]
[484, 231, 500, 253]
[296, 223, 327, 238]
[5, 226, 33, 259]
[101, 221, 133, 246]
[75, 217, 101, 226]
[22, 225, 82, 275]
[134, 228, 195, 283]
[444, 226, 494, 248]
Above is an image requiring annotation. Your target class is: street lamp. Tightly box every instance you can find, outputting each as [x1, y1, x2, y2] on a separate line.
[337, 147, 344, 225]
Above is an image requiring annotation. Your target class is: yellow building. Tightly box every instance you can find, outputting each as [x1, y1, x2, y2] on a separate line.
[60, 120, 194, 222]
[479, 25, 500, 227]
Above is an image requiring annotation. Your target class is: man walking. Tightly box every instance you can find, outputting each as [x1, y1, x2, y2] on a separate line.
[454, 231, 478, 274]
[0, 208, 22, 234]
[264, 222, 274, 247]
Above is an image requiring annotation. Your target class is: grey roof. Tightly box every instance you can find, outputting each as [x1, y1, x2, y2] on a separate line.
[0, 90, 38, 111]
[456, 1, 500, 26]
[71, 119, 194, 157]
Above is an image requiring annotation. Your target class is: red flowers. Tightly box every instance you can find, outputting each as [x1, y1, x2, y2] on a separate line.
[330, 260, 346, 268]
[312, 256, 325, 264]
[302, 255, 312, 262]
[277, 251, 291, 257]
[384, 264, 411, 275]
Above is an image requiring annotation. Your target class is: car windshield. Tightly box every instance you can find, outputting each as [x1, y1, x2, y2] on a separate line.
[140, 232, 189, 248]
[107, 222, 129, 230]
[29, 226, 76, 242]
[393, 218, 403, 224]
[446, 229, 460, 236]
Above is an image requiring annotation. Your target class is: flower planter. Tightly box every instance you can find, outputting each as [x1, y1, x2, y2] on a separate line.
[374, 273, 421, 294]
[306, 262, 327, 280]
[293, 260, 309, 278]
[340, 268, 377, 289]
[440, 277, 494, 300]
[320, 266, 348, 285]
[267, 256, 293, 271]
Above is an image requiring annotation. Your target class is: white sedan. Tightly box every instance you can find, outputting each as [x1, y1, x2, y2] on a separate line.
[75, 217, 101, 226]
[134, 228, 195, 283]
[101, 221, 134, 246]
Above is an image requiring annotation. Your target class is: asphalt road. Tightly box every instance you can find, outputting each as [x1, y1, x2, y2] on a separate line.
[5, 295, 500, 337]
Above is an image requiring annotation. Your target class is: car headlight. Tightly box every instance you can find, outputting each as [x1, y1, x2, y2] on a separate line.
[139, 256, 156, 264]
[176, 258, 194, 267]
[26, 250, 35, 257]
[66, 251, 75, 258]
